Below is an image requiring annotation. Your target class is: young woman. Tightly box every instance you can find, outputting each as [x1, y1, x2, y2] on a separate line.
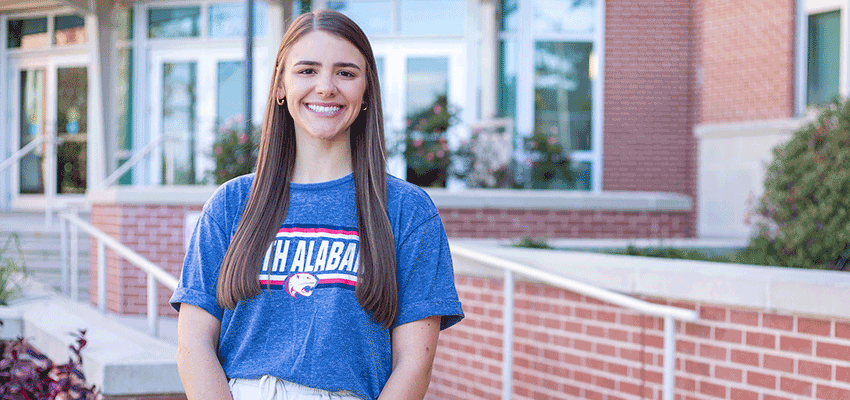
[169, 10, 464, 400]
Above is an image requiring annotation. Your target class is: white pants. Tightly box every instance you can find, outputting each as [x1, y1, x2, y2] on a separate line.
[228, 376, 362, 400]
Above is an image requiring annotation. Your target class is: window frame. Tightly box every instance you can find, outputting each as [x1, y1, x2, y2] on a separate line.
[798, 0, 848, 114]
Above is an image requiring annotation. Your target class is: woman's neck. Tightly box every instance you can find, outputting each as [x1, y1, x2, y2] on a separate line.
[291, 134, 353, 184]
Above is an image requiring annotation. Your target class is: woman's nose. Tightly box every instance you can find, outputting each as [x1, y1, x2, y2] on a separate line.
[315, 73, 336, 96]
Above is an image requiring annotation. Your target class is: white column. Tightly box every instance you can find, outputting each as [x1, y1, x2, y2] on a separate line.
[0, 14, 8, 210]
[97, 2, 118, 187]
[796, 0, 809, 115]
[132, 4, 149, 185]
[592, 0, 606, 192]
[842, 0, 850, 99]
[86, 12, 106, 190]
[480, 0, 498, 120]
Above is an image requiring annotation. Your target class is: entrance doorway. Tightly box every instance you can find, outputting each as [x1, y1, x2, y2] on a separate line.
[8, 56, 89, 209]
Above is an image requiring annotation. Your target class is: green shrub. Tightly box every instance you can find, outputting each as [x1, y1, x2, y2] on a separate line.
[514, 235, 551, 249]
[0, 234, 26, 305]
[746, 99, 850, 270]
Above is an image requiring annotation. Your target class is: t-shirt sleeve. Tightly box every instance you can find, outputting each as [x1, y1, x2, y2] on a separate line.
[393, 213, 464, 330]
[169, 207, 229, 321]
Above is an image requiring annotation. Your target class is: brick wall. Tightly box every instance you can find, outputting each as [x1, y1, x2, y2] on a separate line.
[603, 0, 697, 237]
[697, 0, 796, 123]
[427, 275, 850, 400]
[90, 204, 202, 317]
[438, 208, 692, 239]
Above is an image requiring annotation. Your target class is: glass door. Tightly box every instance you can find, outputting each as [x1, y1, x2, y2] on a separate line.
[9, 56, 89, 208]
[372, 43, 465, 187]
[150, 49, 262, 185]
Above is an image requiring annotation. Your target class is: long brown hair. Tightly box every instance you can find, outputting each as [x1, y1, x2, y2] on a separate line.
[216, 10, 398, 328]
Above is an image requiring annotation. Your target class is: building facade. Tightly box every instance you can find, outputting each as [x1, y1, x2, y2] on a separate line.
[1, 0, 824, 240]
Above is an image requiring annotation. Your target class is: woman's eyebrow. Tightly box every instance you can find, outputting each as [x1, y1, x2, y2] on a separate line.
[293, 60, 361, 70]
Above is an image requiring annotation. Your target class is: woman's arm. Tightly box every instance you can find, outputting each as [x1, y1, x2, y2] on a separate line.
[377, 316, 442, 400]
[176, 303, 232, 400]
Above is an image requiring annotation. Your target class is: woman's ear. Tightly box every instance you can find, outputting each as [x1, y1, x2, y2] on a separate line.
[276, 85, 286, 101]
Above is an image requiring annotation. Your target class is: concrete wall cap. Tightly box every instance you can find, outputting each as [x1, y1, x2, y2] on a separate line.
[451, 240, 850, 319]
[695, 116, 814, 139]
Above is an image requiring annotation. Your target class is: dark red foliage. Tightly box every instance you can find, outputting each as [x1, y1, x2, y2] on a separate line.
[0, 329, 98, 400]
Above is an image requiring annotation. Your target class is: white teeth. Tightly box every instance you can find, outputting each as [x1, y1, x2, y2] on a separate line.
[307, 104, 341, 113]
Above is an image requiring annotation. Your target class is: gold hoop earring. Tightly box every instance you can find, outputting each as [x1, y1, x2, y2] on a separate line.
[276, 97, 286, 106]
[361, 104, 368, 111]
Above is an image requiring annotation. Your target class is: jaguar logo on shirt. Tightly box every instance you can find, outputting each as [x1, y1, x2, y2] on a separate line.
[258, 225, 359, 297]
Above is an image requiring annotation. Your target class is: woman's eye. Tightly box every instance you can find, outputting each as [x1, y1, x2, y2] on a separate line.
[338, 70, 355, 78]
[298, 68, 315, 74]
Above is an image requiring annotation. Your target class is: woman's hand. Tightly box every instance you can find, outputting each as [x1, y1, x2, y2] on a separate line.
[176, 303, 233, 400]
[377, 316, 442, 400]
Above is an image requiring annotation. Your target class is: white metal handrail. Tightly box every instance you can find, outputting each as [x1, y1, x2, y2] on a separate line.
[59, 210, 178, 336]
[450, 244, 699, 400]
[99, 135, 176, 188]
[0, 134, 46, 173]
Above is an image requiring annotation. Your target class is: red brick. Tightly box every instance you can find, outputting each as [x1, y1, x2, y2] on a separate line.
[817, 384, 850, 400]
[816, 342, 850, 361]
[700, 305, 727, 322]
[799, 360, 832, 380]
[714, 327, 743, 344]
[729, 388, 758, 400]
[677, 339, 696, 355]
[763, 396, 793, 400]
[746, 332, 776, 349]
[731, 349, 759, 367]
[698, 344, 727, 361]
[798, 317, 832, 336]
[781, 377, 813, 396]
[698, 381, 727, 398]
[685, 360, 710, 376]
[747, 371, 777, 389]
[763, 313, 794, 331]
[685, 323, 711, 338]
[780, 335, 813, 354]
[838, 366, 850, 385]
[763, 354, 794, 373]
[715, 366, 742, 382]
[837, 322, 850, 340]
[730, 309, 759, 326]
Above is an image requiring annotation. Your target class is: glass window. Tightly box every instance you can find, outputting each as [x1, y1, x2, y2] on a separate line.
[54, 15, 86, 45]
[328, 0, 392, 34]
[405, 57, 450, 188]
[117, 7, 134, 41]
[216, 61, 246, 128]
[807, 10, 840, 106]
[117, 49, 133, 184]
[399, 0, 465, 35]
[532, 0, 595, 33]
[148, 7, 201, 39]
[534, 42, 592, 152]
[209, 2, 267, 38]
[56, 67, 89, 194]
[7, 17, 48, 49]
[500, 0, 518, 32]
[19, 69, 46, 194]
[161, 62, 198, 184]
[499, 40, 517, 120]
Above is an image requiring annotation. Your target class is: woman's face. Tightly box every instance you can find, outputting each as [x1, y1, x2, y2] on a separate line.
[278, 30, 368, 144]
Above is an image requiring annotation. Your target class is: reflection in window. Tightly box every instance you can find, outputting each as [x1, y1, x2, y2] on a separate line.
[56, 67, 89, 194]
[328, 0, 391, 34]
[162, 62, 198, 184]
[808, 10, 840, 106]
[7, 17, 48, 49]
[148, 7, 200, 39]
[19, 69, 46, 194]
[532, 0, 595, 33]
[405, 57, 450, 188]
[217, 61, 246, 128]
[117, 49, 133, 184]
[500, 0, 518, 32]
[534, 42, 592, 153]
[499, 40, 517, 120]
[117, 7, 134, 41]
[209, 2, 267, 37]
[54, 15, 86, 45]
[399, 0, 464, 35]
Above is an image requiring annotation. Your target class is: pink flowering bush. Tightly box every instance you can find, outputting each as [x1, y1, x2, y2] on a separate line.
[404, 95, 456, 187]
[211, 116, 259, 185]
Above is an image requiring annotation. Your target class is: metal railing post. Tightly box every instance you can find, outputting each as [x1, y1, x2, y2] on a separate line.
[663, 315, 676, 400]
[502, 269, 514, 400]
[60, 215, 69, 296]
[69, 208, 79, 301]
[98, 241, 106, 313]
[148, 273, 158, 337]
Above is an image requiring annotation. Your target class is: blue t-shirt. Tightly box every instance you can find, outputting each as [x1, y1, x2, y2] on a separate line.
[169, 173, 464, 400]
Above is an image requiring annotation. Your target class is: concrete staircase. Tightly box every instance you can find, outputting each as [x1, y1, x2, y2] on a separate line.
[0, 211, 90, 301]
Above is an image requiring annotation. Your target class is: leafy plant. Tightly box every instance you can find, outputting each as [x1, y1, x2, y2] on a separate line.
[524, 131, 572, 189]
[746, 98, 850, 270]
[0, 330, 98, 399]
[514, 235, 551, 249]
[0, 234, 26, 305]
[404, 94, 457, 188]
[211, 116, 259, 185]
[453, 124, 514, 188]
